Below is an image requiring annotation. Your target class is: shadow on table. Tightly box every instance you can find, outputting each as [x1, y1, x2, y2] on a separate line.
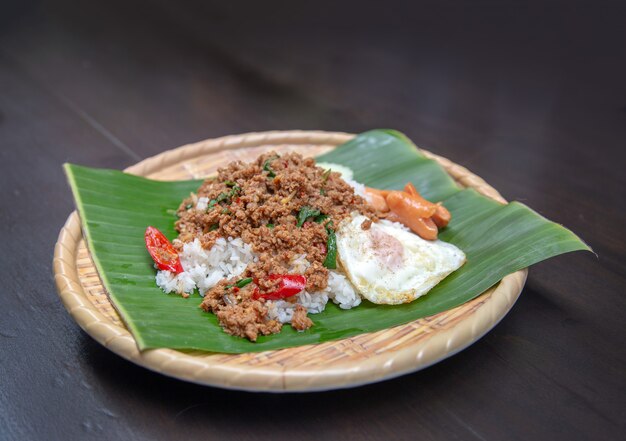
[76, 283, 565, 439]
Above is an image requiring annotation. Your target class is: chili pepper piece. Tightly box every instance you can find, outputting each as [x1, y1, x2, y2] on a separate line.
[253, 274, 307, 300]
[144, 226, 184, 274]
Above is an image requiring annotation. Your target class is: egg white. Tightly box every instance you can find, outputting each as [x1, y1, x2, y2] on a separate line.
[336, 214, 466, 305]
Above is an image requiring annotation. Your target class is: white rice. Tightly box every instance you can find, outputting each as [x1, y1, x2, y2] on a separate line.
[195, 196, 209, 211]
[287, 253, 310, 274]
[155, 238, 362, 324]
[344, 177, 368, 200]
[266, 262, 361, 324]
[155, 237, 257, 295]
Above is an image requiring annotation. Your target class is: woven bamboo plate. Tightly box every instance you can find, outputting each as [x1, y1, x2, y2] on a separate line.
[54, 130, 527, 392]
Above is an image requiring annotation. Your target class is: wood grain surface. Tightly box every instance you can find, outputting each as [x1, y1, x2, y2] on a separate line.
[1, 0, 624, 440]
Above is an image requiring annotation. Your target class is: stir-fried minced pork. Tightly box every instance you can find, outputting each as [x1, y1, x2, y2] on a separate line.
[174, 152, 377, 340]
[290, 305, 314, 331]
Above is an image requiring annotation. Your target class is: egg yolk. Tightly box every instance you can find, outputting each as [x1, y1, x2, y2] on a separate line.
[369, 228, 404, 271]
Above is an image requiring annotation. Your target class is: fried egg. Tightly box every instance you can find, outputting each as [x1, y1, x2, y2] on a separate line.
[336, 214, 466, 305]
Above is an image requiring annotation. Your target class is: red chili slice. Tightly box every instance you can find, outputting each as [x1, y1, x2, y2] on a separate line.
[252, 274, 307, 300]
[144, 226, 184, 274]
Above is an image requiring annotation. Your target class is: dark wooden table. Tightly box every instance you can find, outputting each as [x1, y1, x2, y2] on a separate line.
[2, 1, 624, 440]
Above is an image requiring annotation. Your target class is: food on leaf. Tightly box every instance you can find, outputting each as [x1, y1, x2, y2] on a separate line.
[63, 129, 590, 353]
[151, 151, 465, 341]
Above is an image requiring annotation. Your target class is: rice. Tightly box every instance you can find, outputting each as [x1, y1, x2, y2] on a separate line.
[156, 237, 362, 324]
[195, 197, 209, 211]
[266, 258, 361, 324]
[326, 271, 361, 309]
[287, 253, 310, 274]
[344, 177, 368, 200]
[155, 237, 257, 295]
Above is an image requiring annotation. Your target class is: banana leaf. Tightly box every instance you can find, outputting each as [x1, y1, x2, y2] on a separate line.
[64, 130, 590, 353]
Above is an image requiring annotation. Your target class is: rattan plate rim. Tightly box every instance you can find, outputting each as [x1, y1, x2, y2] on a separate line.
[54, 130, 527, 392]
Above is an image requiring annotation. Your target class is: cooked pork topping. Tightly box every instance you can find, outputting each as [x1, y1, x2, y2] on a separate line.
[291, 305, 314, 331]
[174, 152, 377, 339]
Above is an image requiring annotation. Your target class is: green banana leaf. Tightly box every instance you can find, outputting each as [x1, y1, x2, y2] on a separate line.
[64, 130, 590, 353]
